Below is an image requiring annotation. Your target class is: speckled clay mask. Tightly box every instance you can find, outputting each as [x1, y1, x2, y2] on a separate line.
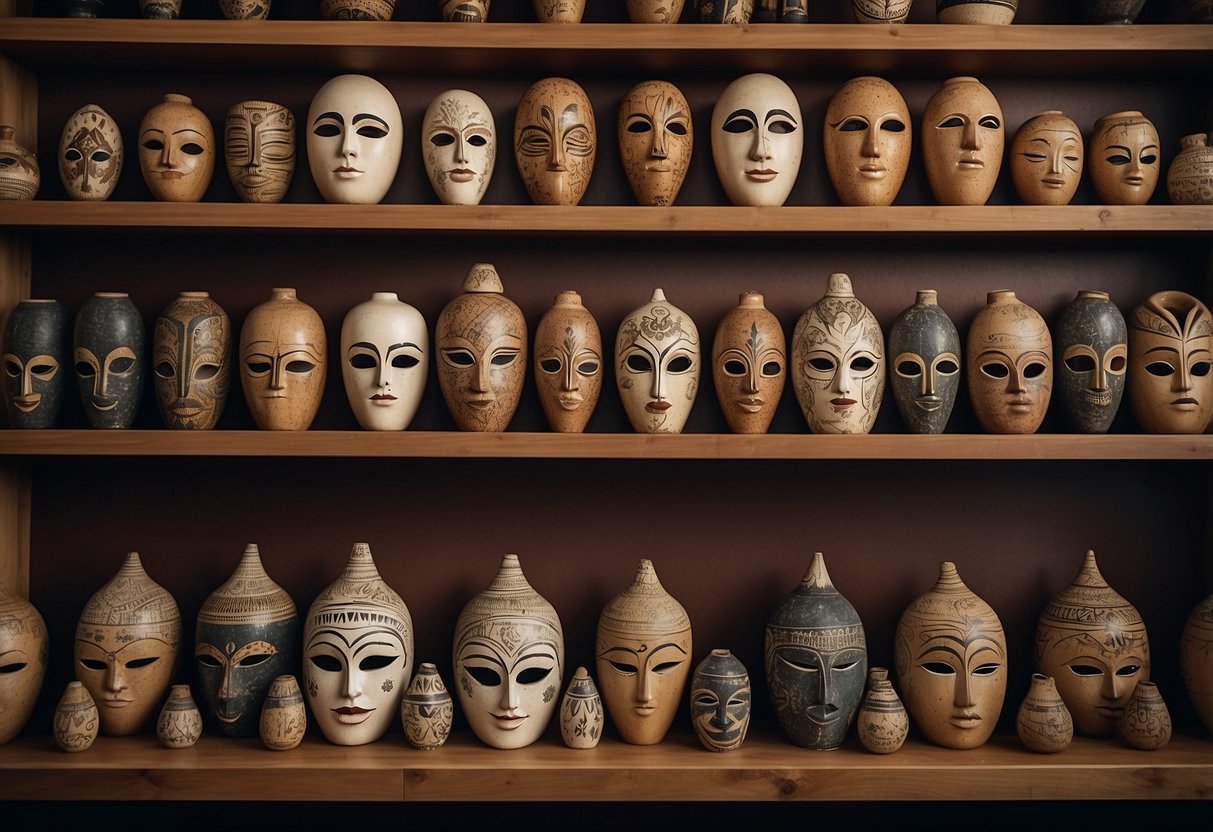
[514, 77, 596, 206]
[1089, 111, 1159, 205]
[73, 293, 145, 429]
[59, 104, 123, 201]
[224, 100, 296, 204]
[423, 89, 496, 206]
[307, 74, 403, 205]
[240, 289, 327, 431]
[904, 619, 1006, 748]
[596, 630, 691, 741]
[969, 292, 1053, 435]
[689, 663, 750, 752]
[921, 76, 1004, 205]
[341, 292, 428, 431]
[1040, 623, 1148, 737]
[712, 294, 785, 434]
[711, 73, 803, 207]
[1128, 290, 1213, 434]
[138, 94, 215, 202]
[618, 80, 693, 207]
[75, 623, 177, 736]
[1010, 111, 1082, 206]
[533, 291, 602, 431]
[889, 292, 961, 435]
[823, 76, 911, 207]
[615, 289, 700, 434]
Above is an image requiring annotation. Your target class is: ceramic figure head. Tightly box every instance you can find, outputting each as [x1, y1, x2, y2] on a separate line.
[153, 291, 231, 430]
[711, 73, 803, 207]
[534, 290, 602, 433]
[0, 583, 48, 745]
[224, 100, 296, 204]
[1089, 111, 1159, 206]
[2, 299, 70, 430]
[74, 292, 145, 430]
[791, 273, 884, 434]
[888, 290, 961, 434]
[239, 288, 327, 431]
[615, 288, 700, 434]
[1056, 290, 1127, 434]
[1010, 111, 1082, 206]
[921, 77, 1003, 206]
[823, 76, 911, 207]
[75, 552, 182, 736]
[303, 543, 413, 746]
[422, 89, 496, 206]
[1128, 290, 1212, 434]
[966, 290, 1052, 434]
[138, 94, 215, 202]
[59, 105, 123, 201]
[341, 292, 428, 431]
[307, 74, 403, 205]
[617, 80, 693, 207]
[712, 292, 785, 434]
[453, 554, 564, 750]
[690, 649, 750, 752]
[0, 125, 40, 201]
[514, 77, 596, 206]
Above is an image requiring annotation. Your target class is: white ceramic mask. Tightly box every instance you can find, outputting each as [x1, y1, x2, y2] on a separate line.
[341, 292, 428, 431]
[59, 104, 123, 201]
[615, 288, 700, 434]
[711, 73, 803, 207]
[307, 74, 403, 204]
[423, 89, 496, 206]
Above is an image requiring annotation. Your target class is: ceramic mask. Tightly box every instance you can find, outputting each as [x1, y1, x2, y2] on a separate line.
[1128, 290, 1213, 434]
[1057, 291, 1126, 434]
[967, 290, 1052, 434]
[533, 290, 602, 433]
[822, 76, 911, 207]
[617, 80, 693, 206]
[921, 76, 1003, 206]
[73, 293, 145, 429]
[0, 125, 40, 200]
[59, 104, 123, 201]
[239, 288, 327, 431]
[2, 300, 69, 429]
[307, 74, 403, 205]
[224, 100, 296, 204]
[791, 273, 884, 434]
[422, 89, 496, 206]
[615, 288, 700, 434]
[0, 586, 47, 745]
[153, 292, 231, 430]
[711, 292, 785, 434]
[138, 94, 215, 202]
[514, 77, 596, 206]
[1089, 111, 1159, 205]
[689, 650, 750, 752]
[341, 292, 428, 431]
[1010, 111, 1082, 206]
[888, 290, 961, 435]
[711, 73, 803, 207]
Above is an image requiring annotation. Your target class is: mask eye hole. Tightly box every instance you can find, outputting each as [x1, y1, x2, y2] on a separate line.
[80, 659, 107, 671]
[64, 148, 83, 161]
[3, 358, 21, 377]
[0, 661, 27, 674]
[197, 655, 223, 668]
[92, 151, 112, 162]
[1108, 355, 1126, 372]
[882, 119, 906, 133]
[237, 653, 273, 667]
[75, 361, 96, 377]
[195, 363, 220, 381]
[972, 663, 1001, 677]
[125, 656, 160, 669]
[839, 118, 867, 132]
[1022, 362, 1047, 379]
[356, 125, 388, 140]
[467, 134, 488, 147]
[1069, 664, 1103, 677]
[155, 361, 176, 379]
[1192, 362, 1211, 378]
[142, 139, 165, 151]
[808, 357, 835, 372]
[1116, 664, 1142, 677]
[1145, 361, 1174, 377]
[313, 124, 340, 138]
[693, 693, 717, 706]
[181, 143, 205, 156]
[607, 660, 637, 675]
[938, 116, 965, 129]
[651, 661, 683, 674]
[1140, 153, 1157, 165]
[978, 116, 1000, 129]
[516, 667, 552, 685]
[391, 354, 419, 369]
[430, 132, 456, 147]
[767, 119, 796, 135]
[246, 360, 272, 375]
[723, 359, 746, 377]
[490, 352, 517, 368]
[897, 361, 922, 377]
[108, 357, 134, 374]
[1105, 152, 1130, 166]
[722, 117, 754, 134]
[666, 121, 689, 136]
[921, 662, 955, 675]
[359, 655, 396, 672]
[1065, 355, 1095, 372]
[285, 360, 315, 374]
[762, 361, 782, 376]
[309, 655, 342, 672]
[936, 360, 959, 375]
[626, 120, 652, 134]
[667, 356, 693, 374]
[540, 358, 562, 374]
[442, 349, 475, 368]
[850, 356, 875, 372]
[577, 360, 599, 375]
[626, 355, 653, 373]
[348, 354, 376, 370]
[981, 362, 1009, 379]
[466, 666, 501, 686]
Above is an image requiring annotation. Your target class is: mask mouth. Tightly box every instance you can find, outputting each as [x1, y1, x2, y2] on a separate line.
[1084, 389, 1112, 406]
[12, 393, 41, 412]
[1095, 704, 1124, 719]
[465, 395, 496, 409]
[949, 711, 983, 729]
[332, 705, 374, 724]
[1007, 397, 1033, 413]
[1041, 176, 1066, 188]
[333, 166, 363, 178]
[736, 396, 764, 413]
[89, 395, 119, 411]
[154, 169, 186, 179]
[1122, 174, 1144, 186]
[633, 703, 658, 717]
[448, 168, 476, 183]
[645, 400, 671, 414]
[170, 399, 206, 418]
[858, 164, 886, 179]
[101, 695, 133, 708]
[240, 174, 271, 188]
[557, 391, 584, 410]
[829, 397, 856, 413]
[744, 168, 778, 182]
[957, 155, 984, 171]
[370, 393, 397, 405]
[1170, 396, 1199, 409]
[914, 395, 942, 412]
[644, 161, 672, 173]
[492, 712, 529, 730]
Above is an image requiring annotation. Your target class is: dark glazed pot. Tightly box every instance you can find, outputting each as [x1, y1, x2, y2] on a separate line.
[2, 299, 70, 429]
[73, 292, 145, 429]
[1055, 290, 1126, 433]
[887, 290, 961, 434]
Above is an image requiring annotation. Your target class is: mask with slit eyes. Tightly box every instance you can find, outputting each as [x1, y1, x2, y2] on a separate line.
[514, 77, 596, 206]
[966, 290, 1052, 434]
[823, 76, 911, 207]
[1056, 290, 1126, 434]
[73, 292, 145, 429]
[1127, 289, 1212, 434]
[616, 288, 700, 435]
[59, 104, 123, 202]
[2, 299, 70, 430]
[711, 72, 803, 207]
[153, 291, 231, 431]
[0, 584, 47, 745]
[307, 74, 403, 205]
[1089, 111, 1159, 206]
[239, 288, 327, 432]
[887, 290, 960, 434]
[138, 94, 215, 203]
[690, 649, 751, 752]
[712, 292, 785, 435]
[423, 89, 495, 206]
[617, 80, 693, 207]
[341, 292, 428, 431]
[921, 76, 1003, 206]
[1010, 110, 1083, 206]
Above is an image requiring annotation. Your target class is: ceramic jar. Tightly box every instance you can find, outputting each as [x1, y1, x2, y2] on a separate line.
[75, 552, 182, 736]
[534, 290, 602, 433]
[239, 288, 327, 431]
[1166, 133, 1213, 205]
[1055, 290, 1126, 434]
[400, 662, 453, 750]
[711, 73, 803, 207]
[0, 125, 39, 201]
[792, 273, 885, 435]
[2, 299, 70, 429]
[966, 290, 1052, 434]
[765, 552, 867, 751]
[1011, 111, 1083, 206]
[156, 684, 203, 748]
[696, 0, 753, 21]
[922, 77, 1004, 206]
[321, 0, 395, 19]
[138, 95, 214, 202]
[597, 559, 692, 746]
[435, 263, 527, 432]
[1016, 674, 1073, 753]
[1120, 681, 1171, 750]
[1180, 594, 1213, 734]
[219, 0, 271, 18]
[689, 649, 750, 752]
[852, 0, 912, 22]
[776, 0, 808, 20]
[139, 0, 181, 17]
[0, 583, 47, 745]
[224, 100, 295, 204]
[936, 0, 1016, 23]
[534, 0, 585, 22]
[1186, 0, 1213, 21]
[53, 681, 99, 752]
[823, 77, 912, 207]
[74, 292, 145, 430]
[626, 0, 685, 22]
[153, 291, 231, 431]
[1080, 0, 1145, 23]
[422, 89, 496, 206]
[341, 292, 428, 431]
[560, 667, 604, 749]
[304, 543, 414, 747]
[1036, 549, 1150, 737]
[307, 75, 403, 205]
[616, 288, 701, 434]
[453, 554, 564, 750]
[712, 292, 785, 434]
[515, 77, 596, 206]
[895, 561, 1006, 750]
[1128, 290, 1213, 434]
[856, 667, 908, 754]
[260, 674, 307, 751]
[618, 80, 693, 207]
[59, 104, 123, 201]
[441, 0, 489, 19]
[887, 290, 961, 434]
[195, 544, 299, 738]
[1089, 111, 1159, 205]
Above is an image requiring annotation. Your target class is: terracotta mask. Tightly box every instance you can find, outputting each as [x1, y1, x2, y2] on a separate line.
[59, 104, 123, 201]
[224, 100, 296, 204]
[1010, 110, 1082, 206]
[823, 76, 911, 207]
[534, 290, 602, 433]
[239, 288, 327, 432]
[616, 288, 700, 434]
[0, 585, 48, 745]
[1089, 111, 1159, 205]
[711, 73, 803, 207]
[307, 74, 403, 205]
[617, 80, 693, 207]
[1128, 289, 1213, 434]
[0, 125, 40, 200]
[138, 94, 215, 202]
[689, 649, 751, 752]
[514, 76, 596, 206]
[2, 299, 70, 430]
[153, 291, 231, 430]
[1056, 290, 1127, 434]
[966, 290, 1052, 434]
[423, 89, 496, 206]
[888, 290, 961, 435]
[73, 292, 145, 430]
[711, 292, 785, 434]
[921, 76, 1003, 206]
[340, 292, 428, 431]
[791, 273, 884, 434]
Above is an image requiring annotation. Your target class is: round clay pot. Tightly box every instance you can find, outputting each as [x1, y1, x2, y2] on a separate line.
[440, 0, 489, 19]
[400, 662, 454, 750]
[618, 80, 693, 207]
[852, 0, 912, 22]
[534, 0, 585, 22]
[1016, 673, 1073, 753]
[422, 89, 496, 206]
[224, 100, 295, 204]
[856, 667, 908, 754]
[888, 290, 961, 434]
[307, 75, 403, 205]
[936, 0, 1016, 23]
[1119, 681, 1171, 750]
[153, 291, 231, 431]
[321, 0, 396, 18]
[1089, 111, 1159, 205]
[1055, 290, 1126, 434]
[690, 649, 750, 752]
[711, 73, 803, 207]
[1180, 594, 1213, 734]
[341, 292, 429, 431]
[219, 0, 271, 19]
[240, 288, 327, 431]
[138, 95, 215, 203]
[966, 290, 1052, 434]
[1127, 289, 1213, 434]
[921, 77, 1004, 206]
[534, 290, 602, 433]
[823, 76, 912, 207]
[696, 0, 753, 21]
[73, 292, 145, 430]
[138, 0, 181, 17]
[260, 674, 307, 751]
[560, 666, 604, 749]
[712, 292, 785, 435]
[1011, 111, 1083, 206]
[615, 288, 701, 434]
[156, 684, 203, 749]
[626, 0, 685, 21]
[1080, 0, 1145, 23]
[0, 125, 39, 201]
[0, 582, 47, 745]
[53, 681, 99, 753]
[2, 299, 70, 430]
[515, 77, 596, 206]
[59, 104, 123, 201]
[1166, 133, 1213, 205]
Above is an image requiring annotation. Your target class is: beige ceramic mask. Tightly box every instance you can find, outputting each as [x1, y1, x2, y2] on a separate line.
[968, 290, 1053, 435]
[1089, 111, 1160, 206]
[616, 288, 700, 434]
[921, 76, 1004, 206]
[0, 586, 47, 745]
[1010, 111, 1082, 206]
[822, 76, 911, 207]
[59, 104, 123, 201]
[307, 74, 403, 204]
[1128, 290, 1213, 434]
[341, 292, 428, 431]
[514, 77, 596, 206]
[224, 100, 296, 204]
[240, 288, 327, 432]
[138, 94, 215, 202]
[423, 89, 495, 206]
[617, 80, 693, 207]
[711, 73, 803, 207]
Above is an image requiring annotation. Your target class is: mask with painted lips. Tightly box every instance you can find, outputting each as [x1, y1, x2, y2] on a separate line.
[307, 74, 403, 205]
[423, 89, 495, 206]
[616, 288, 700, 434]
[711, 72, 803, 207]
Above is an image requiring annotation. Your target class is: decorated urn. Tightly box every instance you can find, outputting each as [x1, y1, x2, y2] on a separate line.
[219, 0, 271, 18]
[856, 667, 909, 754]
[341, 292, 428, 431]
[823, 77, 912, 207]
[422, 89, 496, 206]
[1128, 290, 1213, 434]
[514, 77, 596, 206]
[922, 77, 1003, 206]
[888, 290, 961, 434]
[618, 80, 693, 207]
[156, 684, 203, 748]
[534, 290, 602, 433]
[1016, 673, 1073, 754]
[966, 290, 1052, 434]
[1011, 111, 1083, 206]
[560, 666, 604, 749]
[1166, 133, 1213, 205]
[615, 288, 701, 434]
[74, 292, 145, 429]
[400, 662, 453, 750]
[712, 292, 785, 434]
[224, 100, 296, 204]
[625, 0, 686, 22]
[239, 288, 327, 431]
[690, 649, 750, 752]
[696, 0, 753, 22]
[1180, 593, 1213, 734]
[321, 0, 396, 19]
[1089, 111, 1159, 206]
[307, 74, 403, 205]
[138, 95, 214, 202]
[0, 583, 47, 745]
[1119, 681, 1171, 750]
[534, 0, 585, 22]
[852, 0, 912, 22]
[1055, 290, 1126, 434]
[441, 0, 489, 19]
[59, 104, 123, 201]
[53, 681, 99, 752]
[711, 73, 803, 207]
[260, 674, 307, 751]
[153, 291, 231, 431]
[935, 0, 1017, 23]
[2, 299, 70, 429]
[0, 125, 39, 201]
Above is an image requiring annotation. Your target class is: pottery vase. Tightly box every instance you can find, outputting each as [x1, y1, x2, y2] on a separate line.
[453, 554, 564, 750]
[823, 76, 912, 207]
[240, 288, 326, 431]
[260, 674, 307, 751]
[53, 681, 99, 752]
[1120, 681, 1171, 750]
[1128, 290, 1213, 434]
[422, 89, 496, 206]
[1180, 594, 1213, 734]
[1080, 0, 1145, 23]
[922, 77, 1004, 206]
[856, 667, 908, 754]
[138, 0, 181, 17]
[1011, 111, 1083, 206]
[0, 583, 47, 744]
[777, 0, 808, 20]
[224, 100, 295, 204]
[690, 649, 750, 752]
[400, 662, 453, 750]
[966, 290, 1052, 434]
[1055, 290, 1126, 434]
[1036, 549, 1150, 737]
[322, 0, 396, 18]
[138, 95, 215, 203]
[1089, 111, 1159, 205]
[1166, 133, 1213, 205]
[936, 0, 1016, 23]
[341, 292, 429, 431]
[2, 299, 70, 429]
[616, 288, 701, 434]
[1016, 673, 1073, 753]
[534, 290, 602, 433]
[59, 104, 123, 201]
[219, 0, 271, 18]
[618, 80, 693, 207]
[534, 0, 585, 21]
[852, 0, 912, 22]
[711, 73, 803, 207]
[153, 291, 231, 431]
[515, 77, 596, 206]
[0, 126, 39, 201]
[307, 75, 402, 205]
[441, 0, 489, 19]
[560, 666, 604, 749]
[1186, 0, 1213, 22]
[696, 0, 753, 21]
[156, 684, 203, 748]
[887, 290, 960, 434]
[74, 292, 145, 430]
[626, 0, 685, 21]
[435, 263, 527, 432]
[895, 561, 1006, 750]
[712, 292, 785, 435]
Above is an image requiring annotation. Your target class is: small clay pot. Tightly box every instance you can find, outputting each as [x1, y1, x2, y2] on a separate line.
[1166, 133, 1213, 205]
[260, 674, 307, 751]
[1119, 681, 1171, 750]
[156, 684, 203, 749]
[852, 0, 912, 22]
[219, 0, 272, 19]
[400, 662, 454, 750]
[626, 0, 685, 21]
[138, 0, 181, 17]
[0, 125, 39, 201]
[322, 0, 396, 19]
[936, 0, 1016, 23]
[559, 666, 604, 749]
[856, 667, 908, 754]
[53, 682, 99, 753]
[441, 0, 489, 21]
[533, 0, 585, 22]
[1016, 674, 1073, 753]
